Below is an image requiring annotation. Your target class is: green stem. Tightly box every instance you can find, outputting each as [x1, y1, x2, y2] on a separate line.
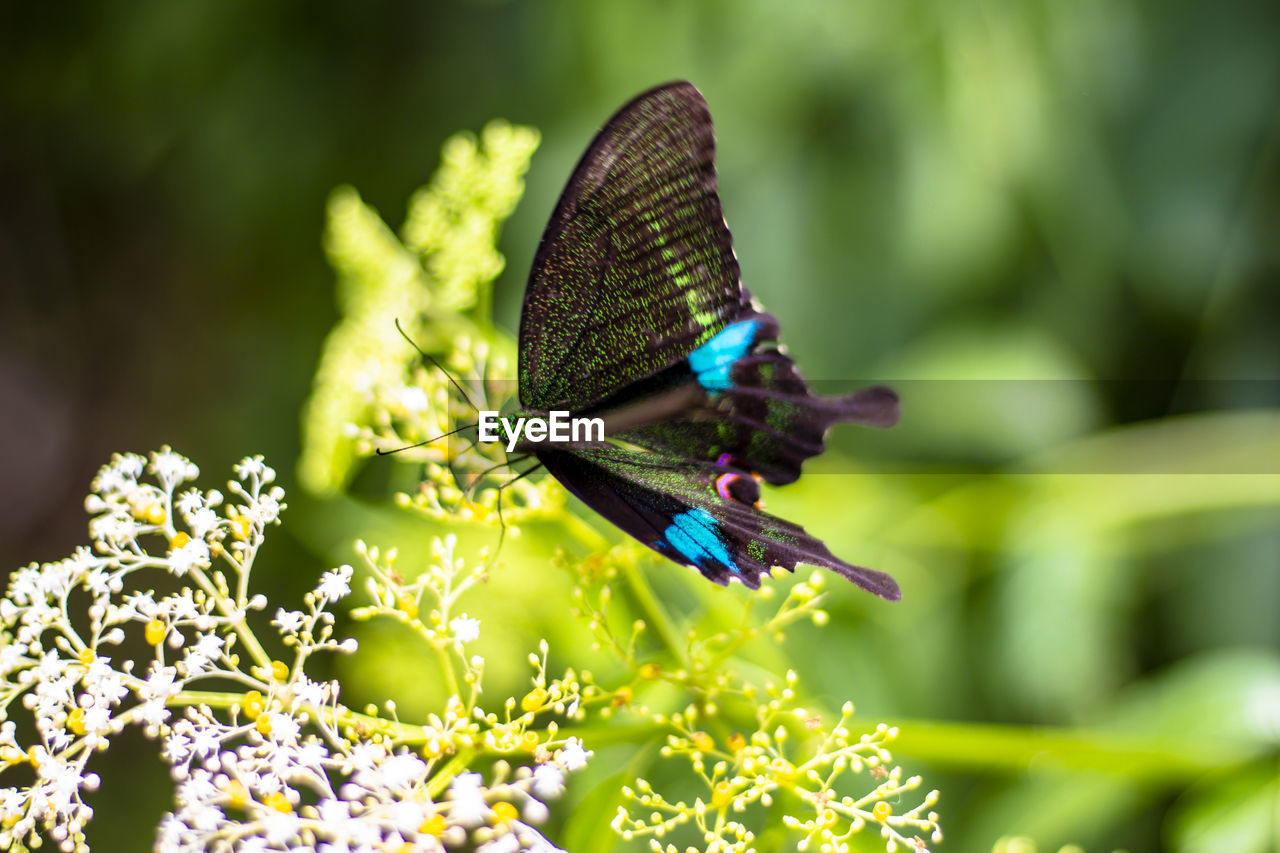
[436, 641, 462, 699]
[557, 507, 684, 662]
[189, 559, 273, 674]
[622, 560, 686, 668]
[169, 690, 429, 740]
[883, 717, 1266, 780]
[427, 747, 479, 798]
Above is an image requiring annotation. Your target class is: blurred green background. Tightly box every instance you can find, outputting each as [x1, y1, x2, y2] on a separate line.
[2, 0, 1278, 851]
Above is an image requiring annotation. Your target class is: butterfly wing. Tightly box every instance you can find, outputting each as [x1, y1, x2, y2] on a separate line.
[519, 82, 901, 599]
[518, 81, 747, 412]
[619, 312, 900, 485]
[536, 445, 901, 600]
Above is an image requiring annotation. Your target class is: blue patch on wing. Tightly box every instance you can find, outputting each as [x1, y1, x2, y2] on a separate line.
[663, 508, 737, 573]
[688, 320, 758, 390]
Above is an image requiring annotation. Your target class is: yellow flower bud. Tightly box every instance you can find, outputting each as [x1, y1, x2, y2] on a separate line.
[270, 660, 289, 681]
[521, 687, 547, 713]
[67, 708, 86, 736]
[144, 619, 166, 646]
[395, 593, 418, 619]
[230, 512, 251, 541]
[169, 531, 191, 552]
[710, 781, 734, 809]
[134, 501, 165, 525]
[873, 801, 892, 821]
[692, 732, 715, 753]
[263, 791, 292, 813]
[491, 801, 518, 824]
[223, 780, 249, 809]
[243, 690, 265, 720]
[420, 814, 447, 837]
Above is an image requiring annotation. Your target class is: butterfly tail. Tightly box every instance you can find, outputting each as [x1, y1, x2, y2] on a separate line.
[820, 556, 903, 600]
[822, 384, 900, 428]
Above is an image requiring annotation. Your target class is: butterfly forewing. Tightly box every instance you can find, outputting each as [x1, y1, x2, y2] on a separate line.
[518, 81, 746, 412]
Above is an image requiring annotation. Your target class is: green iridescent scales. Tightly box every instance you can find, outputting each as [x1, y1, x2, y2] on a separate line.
[518, 83, 745, 413]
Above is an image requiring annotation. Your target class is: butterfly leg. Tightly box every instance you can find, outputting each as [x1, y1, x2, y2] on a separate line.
[488, 458, 542, 560]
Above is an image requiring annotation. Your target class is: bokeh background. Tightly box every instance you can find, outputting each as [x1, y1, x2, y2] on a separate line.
[2, 1, 1278, 851]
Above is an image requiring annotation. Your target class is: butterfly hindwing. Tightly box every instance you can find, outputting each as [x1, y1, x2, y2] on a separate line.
[621, 310, 900, 485]
[537, 444, 901, 600]
[518, 81, 747, 412]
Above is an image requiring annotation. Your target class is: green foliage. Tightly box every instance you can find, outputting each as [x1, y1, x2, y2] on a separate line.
[299, 121, 539, 495]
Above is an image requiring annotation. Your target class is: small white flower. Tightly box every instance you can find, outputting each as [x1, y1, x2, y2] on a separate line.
[234, 456, 267, 481]
[266, 713, 301, 744]
[531, 764, 564, 800]
[168, 539, 210, 576]
[123, 590, 159, 620]
[556, 737, 592, 772]
[447, 772, 490, 827]
[250, 490, 285, 524]
[138, 697, 172, 728]
[188, 506, 219, 538]
[151, 448, 198, 489]
[163, 732, 193, 764]
[141, 665, 181, 702]
[289, 677, 332, 710]
[190, 723, 222, 762]
[316, 565, 354, 600]
[316, 798, 351, 824]
[83, 566, 112, 597]
[272, 608, 306, 634]
[182, 633, 225, 676]
[91, 513, 140, 546]
[176, 488, 205, 516]
[450, 614, 480, 644]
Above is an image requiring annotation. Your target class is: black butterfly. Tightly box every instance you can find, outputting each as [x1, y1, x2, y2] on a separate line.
[508, 81, 901, 600]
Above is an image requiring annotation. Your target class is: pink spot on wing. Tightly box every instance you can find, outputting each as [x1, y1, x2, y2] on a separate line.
[715, 473, 737, 501]
[711, 468, 742, 502]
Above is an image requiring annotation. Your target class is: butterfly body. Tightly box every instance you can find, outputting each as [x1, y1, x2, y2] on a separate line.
[515, 81, 902, 600]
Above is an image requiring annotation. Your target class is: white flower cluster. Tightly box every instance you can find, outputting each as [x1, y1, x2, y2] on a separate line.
[0, 449, 590, 853]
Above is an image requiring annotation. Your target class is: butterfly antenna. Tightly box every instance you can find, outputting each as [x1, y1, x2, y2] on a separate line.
[395, 317, 479, 412]
[374, 422, 478, 456]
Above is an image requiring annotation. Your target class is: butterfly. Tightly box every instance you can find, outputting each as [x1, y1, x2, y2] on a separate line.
[508, 81, 901, 600]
